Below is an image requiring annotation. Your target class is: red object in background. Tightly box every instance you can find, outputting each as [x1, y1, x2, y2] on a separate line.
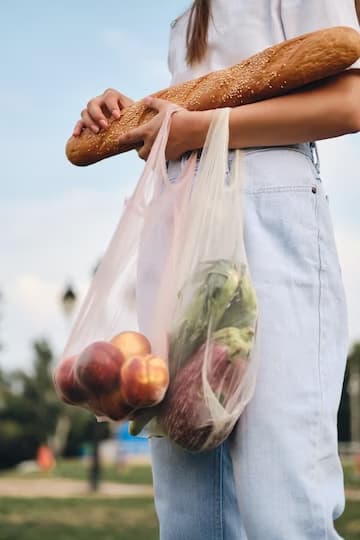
[37, 445, 55, 471]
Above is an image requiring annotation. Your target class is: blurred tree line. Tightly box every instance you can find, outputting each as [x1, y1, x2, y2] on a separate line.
[339, 342, 360, 445]
[0, 339, 109, 470]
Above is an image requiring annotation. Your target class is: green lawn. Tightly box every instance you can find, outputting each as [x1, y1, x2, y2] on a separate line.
[343, 461, 360, 488]
[0, 497, 158, 540]
[0, 459, 359, 539]
[0, 496, 358, 539]
[0, 458, 153, 486]
[336, 501, 360, 540]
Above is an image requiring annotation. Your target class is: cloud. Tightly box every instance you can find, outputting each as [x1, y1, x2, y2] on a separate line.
[1, 185, 134, 371]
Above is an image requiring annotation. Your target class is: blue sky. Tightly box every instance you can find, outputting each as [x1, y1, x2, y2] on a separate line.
[1, 1, 359, 371]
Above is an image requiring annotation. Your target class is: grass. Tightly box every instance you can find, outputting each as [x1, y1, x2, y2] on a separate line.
[0, 458, 153, 486]
[343, 461, 360, 488]
[0, 497, 158, 540]
[0, 495, 358, 540]
[336, 501, 360, 539]
[0, 459, 360, 539]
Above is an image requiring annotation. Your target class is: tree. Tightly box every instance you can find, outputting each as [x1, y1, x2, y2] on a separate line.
[0, 290, 4, 353]
[338, 364, 351, 442]
[347, 342, 360, 445]
[0, 339, 109, 470]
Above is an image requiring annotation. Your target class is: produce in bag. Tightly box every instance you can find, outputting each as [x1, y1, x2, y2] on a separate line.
[131, 108, 259, 451]
[53, 107, 184, 422]
[54, 331, 169, 421]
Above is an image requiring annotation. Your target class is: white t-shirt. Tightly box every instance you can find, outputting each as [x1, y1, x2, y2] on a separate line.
[168, 0, 360, 85]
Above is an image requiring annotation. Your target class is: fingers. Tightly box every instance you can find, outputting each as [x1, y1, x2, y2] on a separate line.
[103, 94, 121, 120]
[73, 89, 134, 137]
[101, 88, 125, 121]
[73, 120, 84, 137]
[72, 110, 100, 136]
[87, 98, 109, 131]
[136, 142, 152, 161]
[143, 96, 169, 112]
[81, 108, 101, 134]
[118, 125, 146, 151]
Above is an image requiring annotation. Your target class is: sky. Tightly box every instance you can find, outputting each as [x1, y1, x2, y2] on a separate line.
[1, 1, 359, 372]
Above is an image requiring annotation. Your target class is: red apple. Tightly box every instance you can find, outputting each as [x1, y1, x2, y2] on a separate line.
[121, 354, 169, 408]
[53, 355, 87, 405]
[110, 331, 151, 360]
[75, 341, 125, 396]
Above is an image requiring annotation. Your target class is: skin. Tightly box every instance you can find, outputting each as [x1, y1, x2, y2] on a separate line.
[73, 75, 360, 162]
[72, 88, 134, 136]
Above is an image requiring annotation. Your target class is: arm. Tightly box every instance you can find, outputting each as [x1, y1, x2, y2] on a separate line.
[181, 70, 360, 152]
[117, 70, 360, 160]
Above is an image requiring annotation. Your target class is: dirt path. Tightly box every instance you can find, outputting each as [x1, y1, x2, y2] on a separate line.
[0, 477, 358, 502]
[345, 488, 360, 502]
[0, 477, 153, 498]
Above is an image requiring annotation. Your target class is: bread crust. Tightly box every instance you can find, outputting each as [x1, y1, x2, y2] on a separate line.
[66, 26, 360, 166]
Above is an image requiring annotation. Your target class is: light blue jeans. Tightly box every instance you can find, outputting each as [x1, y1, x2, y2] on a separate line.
[150, 143, 348, 539]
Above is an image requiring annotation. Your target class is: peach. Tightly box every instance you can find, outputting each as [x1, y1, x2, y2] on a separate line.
[53, 355, 87, 405]
[75, 341, 125, 396]
[92, 390, 133, 421]
[121, 354, 169, 408]
[110, 331, 151, 360]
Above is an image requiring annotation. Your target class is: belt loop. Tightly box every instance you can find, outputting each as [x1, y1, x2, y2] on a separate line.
[310, 141, 321, 175]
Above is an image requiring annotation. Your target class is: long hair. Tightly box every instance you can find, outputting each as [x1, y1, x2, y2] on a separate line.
[186, 0, 211, 65]
[356, 0, 360, 23]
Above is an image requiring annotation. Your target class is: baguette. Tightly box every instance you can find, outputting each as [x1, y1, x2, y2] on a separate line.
[66, 26, 360, 166]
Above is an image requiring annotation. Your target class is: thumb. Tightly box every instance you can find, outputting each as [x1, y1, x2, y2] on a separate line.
[143, 96, 170, 112]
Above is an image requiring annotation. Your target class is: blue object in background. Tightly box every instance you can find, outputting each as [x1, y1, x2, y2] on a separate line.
[115, 422, 150, 455]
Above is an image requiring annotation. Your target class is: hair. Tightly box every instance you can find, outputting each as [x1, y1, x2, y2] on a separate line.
[186, 0, 211, 66]
[185, 1, 360, 64]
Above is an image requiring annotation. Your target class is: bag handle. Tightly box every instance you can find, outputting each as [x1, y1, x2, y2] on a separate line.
[127, 105, 196, 214]
[193, 108, 245, 193]
[147, 106, 197, 190]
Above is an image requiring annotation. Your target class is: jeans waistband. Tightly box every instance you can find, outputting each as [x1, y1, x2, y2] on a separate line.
[168, 142, 321, 180]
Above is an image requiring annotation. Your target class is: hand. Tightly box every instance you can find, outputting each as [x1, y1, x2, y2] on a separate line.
[118, 96, 213, 161]
[73, 88, 134, 136]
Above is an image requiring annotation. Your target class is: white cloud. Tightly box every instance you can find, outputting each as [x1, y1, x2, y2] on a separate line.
[1, 185, 134, 371]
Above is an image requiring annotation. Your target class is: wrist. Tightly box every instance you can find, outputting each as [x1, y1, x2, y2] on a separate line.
[173, 109, 214, 153]
[188, 110, 214, 150]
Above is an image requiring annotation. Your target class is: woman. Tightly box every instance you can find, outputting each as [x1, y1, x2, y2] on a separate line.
[73, 1, 360, 538]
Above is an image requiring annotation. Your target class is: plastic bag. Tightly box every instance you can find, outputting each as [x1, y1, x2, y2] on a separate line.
[53, 105, 183, 422]
[132, 108, 259, 451]
[54, 106, 258, 453]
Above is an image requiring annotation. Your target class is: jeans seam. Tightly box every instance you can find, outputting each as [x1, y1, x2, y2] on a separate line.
[313, 191, 328, 539]
[215, 445, 224, 540]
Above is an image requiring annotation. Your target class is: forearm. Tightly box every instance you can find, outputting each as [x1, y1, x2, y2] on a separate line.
[187, 71, 360, 149]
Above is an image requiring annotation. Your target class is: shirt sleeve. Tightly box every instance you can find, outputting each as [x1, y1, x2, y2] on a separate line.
[281, 0, 360, 70]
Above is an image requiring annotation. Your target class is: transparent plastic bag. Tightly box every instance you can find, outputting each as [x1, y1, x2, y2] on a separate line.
[132, 108, 259, 451]
[54, 107, 258, 453]
[53, 105, 184, 422]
